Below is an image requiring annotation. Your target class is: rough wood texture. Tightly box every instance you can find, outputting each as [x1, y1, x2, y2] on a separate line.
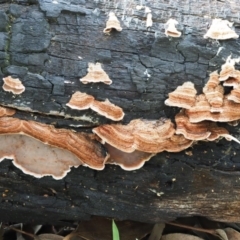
[0, 0, 240, 224]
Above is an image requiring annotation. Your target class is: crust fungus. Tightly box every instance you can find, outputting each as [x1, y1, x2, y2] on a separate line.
[204, 19, 239, 40]
[105, 143, 155, 170]
[103, 12, 122, 34]
[66, 91, 124, 121]
[2, 76, 25, 94]
[0, 134, 83, 179]
[80, 63, 112, 85]
[203, 71, 224, 112]
[164, 19, 182, 38]
[0, 117, 107, 171]
[164, 82, 197, 109]
[0, 106, 16, 117]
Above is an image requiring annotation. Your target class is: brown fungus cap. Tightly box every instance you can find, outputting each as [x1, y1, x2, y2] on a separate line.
[164, 82, 197, 109]
[66, 91, 124, 121]
[93, 118, 176, 153]
[204, 19, 239, 40]
[0, 117, 107, 170]
[91, 99, 124, 121]
[186, 96, 240, 123]
[3, 76, 25, 94]
[0, 106, 16, 117]
[105, 143, 155, 171]
[164, 19, 182, 37]
[227, 88, 240, 103]
[103, 12, 122, 34]
[0, 134, 82, 179]
[80, 63, 112, 85]
[66, 92, 94, 110]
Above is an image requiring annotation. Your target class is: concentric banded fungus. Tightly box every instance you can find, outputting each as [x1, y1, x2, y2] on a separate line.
[0, 117, 107, 170]
[203, 71, 224, 112]
[164, 82, 197, 109]
[66, 92, 94, 110]
[204, 19, 239, 40]
[227, 88, 240, 103]
[219, 58, 240, 81]
[67, 91, 124, 121]
[91, 99, 124, 121]
[0, 106, 16, 117]
[103, 12, 122, 34]
[2, 76, 25, 94]
[105, 143, 154, 170]
[80, 63, 112, 85]
[0, 134, 82, 179]
[164, 19, 182, 37]
[185, 96, 240, 123]
[175, 110, 235, 142]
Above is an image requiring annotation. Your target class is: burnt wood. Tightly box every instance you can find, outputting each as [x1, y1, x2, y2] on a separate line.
[0, 0, 240, 225]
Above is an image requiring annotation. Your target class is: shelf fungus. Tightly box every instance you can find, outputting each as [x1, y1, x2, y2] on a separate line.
[67, 91, 124, 121]
[0, 106, 16, 117]
[2, 76, 25, 94]
[175, 110, 238, 143]
[204, 19, 239, 40]
[0, 117, 107, 178]
[165, 82, 197, 109]
[203, 71, 224, 112]
[164, 19, 182, 38]
[227, 88, 240, 103]
[103, 12, 122, 34]
[80, 63, 112, 85]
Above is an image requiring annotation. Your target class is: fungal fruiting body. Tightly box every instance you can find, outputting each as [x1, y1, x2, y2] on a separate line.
[0, 117, 107, 175]
[93, 118, 193, 170]
[80, 63, 112, 85]
[103, 12, 122, 34]
[67, 91, 124, 121]
[164, 19, 182, 37]
[204, 19, 239, 40]
[0, 106, 16, 117]
[2, 76, 25, 94]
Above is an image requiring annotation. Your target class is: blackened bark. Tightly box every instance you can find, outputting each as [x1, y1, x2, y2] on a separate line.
[0, 0, 240, 224]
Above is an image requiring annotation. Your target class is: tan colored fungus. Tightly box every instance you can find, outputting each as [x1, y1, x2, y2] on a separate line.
[66, 91, 124, 121]
[0, 117, 107, 170]
[0, 106, 16, 117]
[219, 60, 240, 82]
[204, 19, 239, 40]
[203, 71, 224, 112]
[0, 134, 82, 179]
[91, 99, 125, 121]
[2, 76, 25, 94]
[103, 12, 122, 34]
[164, 19, 182, 37]
[227, 88, 240, 103]
[66, 92, 95, 110]
[175, 110, 236, 142]
[80, 63, 112, 85]
[164, 82, 197, 109]
[105, 143, 155, 170]
[185, 96, 240, 123]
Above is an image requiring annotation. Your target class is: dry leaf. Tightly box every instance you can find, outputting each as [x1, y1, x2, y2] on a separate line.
[161, 233, 204, 240]
[148, 223, 165, 240]
[224, 227, 240, 240]
[215, 229, 229, 240]
[35, 234, 64, 240]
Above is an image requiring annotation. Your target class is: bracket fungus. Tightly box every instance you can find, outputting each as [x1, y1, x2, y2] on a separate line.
[164, 19, 182, 38]
[67, 91, 124, 121]
[0, 106, 16, 117]
[204, 19, 239, 40]
[164, 82, 197, 109]
[227, 88, 240, 103]
[80, 63, 112, 85]
[0, 117, 107, 172]
[103, 12, 122, 34]
[0, 134, 82, 180]
[2, 76, 25, 94]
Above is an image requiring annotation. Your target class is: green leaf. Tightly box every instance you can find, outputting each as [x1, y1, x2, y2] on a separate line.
[112, 220, 120, 240]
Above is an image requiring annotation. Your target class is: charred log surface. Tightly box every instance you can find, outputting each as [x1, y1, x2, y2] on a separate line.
[0, 0, 240, 224]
